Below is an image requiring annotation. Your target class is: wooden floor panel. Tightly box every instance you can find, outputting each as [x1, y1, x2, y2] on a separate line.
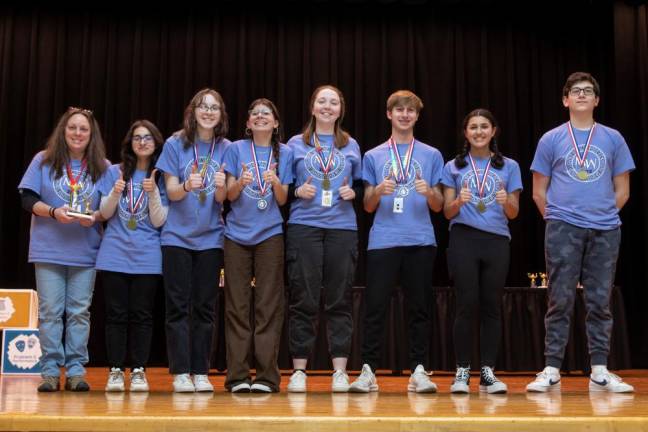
[1, 369, 647, 431]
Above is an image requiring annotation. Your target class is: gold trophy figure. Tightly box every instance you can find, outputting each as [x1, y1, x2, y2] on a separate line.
[527, 273, 538, 288]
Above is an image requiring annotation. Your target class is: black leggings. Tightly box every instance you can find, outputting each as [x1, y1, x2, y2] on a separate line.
[447, 224, 510, 368]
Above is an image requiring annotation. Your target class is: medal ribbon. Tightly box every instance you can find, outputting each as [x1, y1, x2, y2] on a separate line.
[468, 154, 492, 199]
[313, 134, 335, 176]
[128, 178, 146, 215]
[250, 140, 274, 196]
[193, 137, 216, 188]
[66, 159, 88, 192]
[567, 122, 596, 169]
[388, 138, 415, 183]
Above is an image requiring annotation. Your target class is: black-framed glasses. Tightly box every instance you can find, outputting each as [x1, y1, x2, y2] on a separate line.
[569, 87, 596, 97]
[132, 134, 154, 143]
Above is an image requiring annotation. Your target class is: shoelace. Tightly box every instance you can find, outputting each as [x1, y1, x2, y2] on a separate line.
[109, 369, 122, 383]
[131, 370, 145, 384]
[455, 368, 470, 382]
[481, 368, 499, 385]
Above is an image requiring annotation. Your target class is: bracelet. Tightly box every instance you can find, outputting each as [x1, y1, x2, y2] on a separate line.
[182, 181, 189, 192]
[49, 207, 57, 219]
[294, 187, 300, 198]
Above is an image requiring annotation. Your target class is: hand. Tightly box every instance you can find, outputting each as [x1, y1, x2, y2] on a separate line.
[112, 170, 126, 196]
[338, 176, 355, 201]
[142, 169, 158, 193]
[377, 173, 396, 195]
[186, 164, 203, 191]
[296, 176, 316, 200]
[238, 163, 254, 188]
[495, 183, 508, 206]
[78, 211, 96, 227]
[54, 205, 76, 224]
[414, 172, 429, 196]
[214, 163, 226, 189]
[458, 180, 472, 206]
[262, 163, 279, 187]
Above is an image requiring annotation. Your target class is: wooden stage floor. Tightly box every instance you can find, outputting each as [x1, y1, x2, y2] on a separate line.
[1, 368, 647, 431]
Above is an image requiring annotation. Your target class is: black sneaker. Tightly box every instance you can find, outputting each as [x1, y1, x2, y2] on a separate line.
[479, 366, 507, 394]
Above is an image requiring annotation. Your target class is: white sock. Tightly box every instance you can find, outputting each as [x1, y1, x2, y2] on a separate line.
[544, 366, 560, 375]
[591, 365, 608, 375]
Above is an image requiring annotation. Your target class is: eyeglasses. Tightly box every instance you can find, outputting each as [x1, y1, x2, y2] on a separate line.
[249, 108, 273, 117]
[197, 103, 221, 113]
[569, 87, 596, 97]
[133, 134, 154, 143]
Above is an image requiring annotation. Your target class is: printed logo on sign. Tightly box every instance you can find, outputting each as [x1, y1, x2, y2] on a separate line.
[0, 297, 16, 323]
[183, 158, 219, 199]
[7, 334, 41, 370]
[564, 145, 606, 182]
[118, 183, 149, 224]
[304, 147, 345, 181]
[52, 169, 95, 204]
[461, 170, 503, 208]
[381, 159, 422, 197]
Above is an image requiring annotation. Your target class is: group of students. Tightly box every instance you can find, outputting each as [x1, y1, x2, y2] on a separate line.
[18, 71, 635, 396]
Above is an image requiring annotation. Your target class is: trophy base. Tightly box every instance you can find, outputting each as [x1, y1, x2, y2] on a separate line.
[66, 209, 94, 220]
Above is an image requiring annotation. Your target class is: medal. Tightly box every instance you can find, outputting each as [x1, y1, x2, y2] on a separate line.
[567, 122, 596, 182]
[477, 200, 487, 213]
[127, 217, 137, 230]
[322, 174, 331, 191]
[313, 134, 335, 190]
[388, 137, 415, 195]
[193, 137, 216, 203]
[468, 153, 492, 213]
[257, 199, 268, 210]
[199, 191, 206, 203]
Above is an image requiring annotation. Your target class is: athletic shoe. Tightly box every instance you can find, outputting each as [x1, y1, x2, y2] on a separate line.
[526, 366, 561, 392]
[450, 367, 470, 394]
[287, 370, 307, 393]
[589, 366, 634, 393]
[332, 369, 350, 392]
[193, 374, 214, 392]
[173, 373, 195, 393]
[407, 364, 437, 393]
[130, 367, 149, 392]
[479, 366, 507, 394]
[349, 364, 379, 393]
[105, 367, 125, 392]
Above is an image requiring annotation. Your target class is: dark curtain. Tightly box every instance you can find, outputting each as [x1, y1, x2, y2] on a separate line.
[1, 1, 647, 367]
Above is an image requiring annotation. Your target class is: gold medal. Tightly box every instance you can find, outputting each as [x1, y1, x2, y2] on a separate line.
[577, 170, 588, 180]
[477, 200, 487, 213]
[199, 191, 206, 203]
[127, 217, 137, 230]
[322, 175, 331, 190]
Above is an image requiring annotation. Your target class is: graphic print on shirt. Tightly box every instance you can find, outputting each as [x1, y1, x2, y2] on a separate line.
[241, 159, 274, 201]
[564, 145, 606, 183]
[182, 157, 220, 199]
[52, 169, 95, 206]
[460, 170, 503, 209]
[117, 182, 149, 225]
[380, 159, 422, 197]
[303, 146, 346, 183]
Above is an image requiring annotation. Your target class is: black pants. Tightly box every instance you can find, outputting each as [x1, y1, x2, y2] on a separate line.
[362, 245, 436, 372]
[102, 271, 159, 370]
[162, 246, 223, 375]
[286, 224, 358, 359]
[447, 224, 510, 368]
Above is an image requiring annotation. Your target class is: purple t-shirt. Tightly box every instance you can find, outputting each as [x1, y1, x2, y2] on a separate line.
[223, 139, 293, 245]
[530, 122, 635, 229]
[441, 156, 523, 239]
[363, 140, 443, 250]
[95, 164, 168, 274]
[155, 134, 230, 250]
[287, 134, 362, 231]
[18, 151, 106, 267]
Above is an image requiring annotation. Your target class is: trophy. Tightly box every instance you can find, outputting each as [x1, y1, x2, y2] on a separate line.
[65, 182, 94, 220]
[539, 272, 548, 288]
[527, 272, 538, 288]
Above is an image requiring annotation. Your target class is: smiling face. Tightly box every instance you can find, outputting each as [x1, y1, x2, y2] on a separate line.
[464, 115, 497, 151]
[131, 126, 155, 160]
[246, 103, 279, 134]
[195, 93, 222, 131]
[311, 88, 341, 127]
[562, 80, 599, 113]
[65, 113, 91, 156]
[387, 104, 419, 134]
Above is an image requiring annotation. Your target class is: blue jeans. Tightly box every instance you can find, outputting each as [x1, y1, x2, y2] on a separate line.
[34, 263, 96, 378]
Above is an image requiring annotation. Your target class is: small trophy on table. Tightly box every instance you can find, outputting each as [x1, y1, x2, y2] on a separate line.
[65, 182, 94, 220]
[527, 272, 538, 288]
[539, 272, 548, 288]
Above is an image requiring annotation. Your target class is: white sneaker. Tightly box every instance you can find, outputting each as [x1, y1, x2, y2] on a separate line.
[408, 364, 437, 393]
[193, 374, 214, 392]
[479, 366, 507, 394]
[173, 373, 195, 393]
[231, 382, 251, 393]
[526, 366, 561, 393]
[332, 369, 350, 392]
[251, 382, 273, 393]
[130, 367, 149, 392]
[450, 367, 470, 394]
[349, 364, 379, 393]
[105, 368, 125, 392]
[287, 370, 307, 393]
[589, 366, 634, 393]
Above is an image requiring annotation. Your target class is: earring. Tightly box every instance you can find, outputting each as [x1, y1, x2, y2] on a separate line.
[273, 127, 279, 135]
[245, 128, 252, 136]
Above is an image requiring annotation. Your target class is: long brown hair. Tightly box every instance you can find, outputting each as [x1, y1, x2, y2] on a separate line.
[42, 107, 107, 182]
[120, 120, 165, 183]
[179, 88, 229, 149]
[454, 108, 504, 170]
[247, 98, 283, 176]
[301, 85, 350, 149]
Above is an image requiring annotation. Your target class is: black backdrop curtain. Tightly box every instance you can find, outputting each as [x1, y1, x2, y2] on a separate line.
[1, 1, 647, 367]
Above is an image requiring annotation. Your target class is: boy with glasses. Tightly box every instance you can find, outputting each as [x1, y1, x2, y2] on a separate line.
[527, 72, 635, 393]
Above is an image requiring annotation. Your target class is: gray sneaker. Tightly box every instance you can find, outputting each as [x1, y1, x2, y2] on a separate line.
[38, 376, 60, 392]
[65, 376, 90, 392]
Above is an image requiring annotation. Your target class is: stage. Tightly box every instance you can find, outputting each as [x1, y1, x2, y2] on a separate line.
[0, 369, 646, 431]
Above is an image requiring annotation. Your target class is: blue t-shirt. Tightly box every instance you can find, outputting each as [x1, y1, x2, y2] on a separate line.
[441, 156, 523, 239]
[95, 164, 168, 274]
[155, 134, 230, 250]
[18, 151, 106, 267]
[223, 139, 293, 245]
[363, 140, 443, 250]
[287, 134, 362, 231]
[530, 122, 635, 229]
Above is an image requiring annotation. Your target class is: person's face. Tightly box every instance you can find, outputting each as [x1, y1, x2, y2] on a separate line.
[562, 80, 599, 112]
[464, 116, 496, 151]
[311, 88, 341, 127]
[387, 104, 419, 134]
[65, 113, 91, 154]
[131, 126, 155, 159]
[195, 93, 222, 130]
[246, 103, 278, 134]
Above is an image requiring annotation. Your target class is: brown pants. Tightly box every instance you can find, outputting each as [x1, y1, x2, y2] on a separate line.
[223, 235, 284, 391]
